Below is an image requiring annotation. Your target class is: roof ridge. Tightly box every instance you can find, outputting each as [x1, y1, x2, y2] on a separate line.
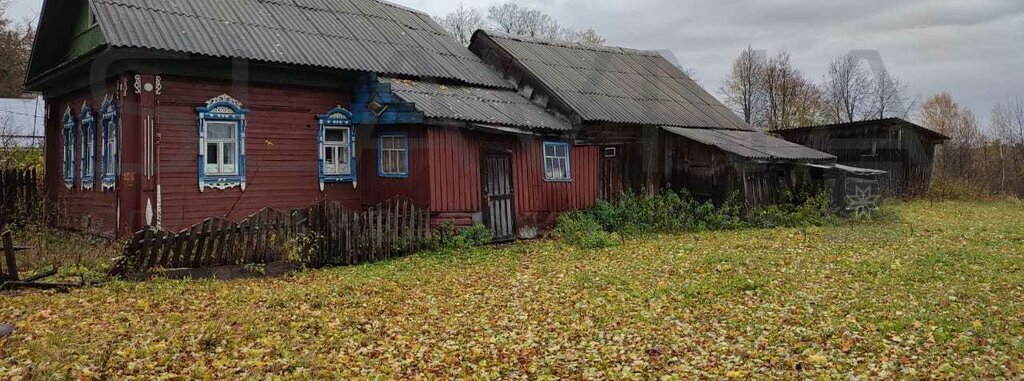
[481, 30, 662, 57]
[93, 0, 493, 68]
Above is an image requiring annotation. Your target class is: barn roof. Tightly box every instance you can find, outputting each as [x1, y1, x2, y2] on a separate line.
[779, 118, 950, 141]
[29, 0, 512, 89]
[385, 78, 572, 131]
[470, 31, 753, 131]
[663, 127, 836, 162]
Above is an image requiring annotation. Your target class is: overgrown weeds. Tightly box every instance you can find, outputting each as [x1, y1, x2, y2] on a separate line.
[556, 189, 885, 248]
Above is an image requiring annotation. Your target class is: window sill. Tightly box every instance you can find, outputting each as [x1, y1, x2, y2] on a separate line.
[379, 174, 409, 179]
[543, 178, 573, 183]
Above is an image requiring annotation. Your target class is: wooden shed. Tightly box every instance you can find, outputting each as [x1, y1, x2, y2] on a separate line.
[775, 118, 949, 197]
[468, 31, 837, 206]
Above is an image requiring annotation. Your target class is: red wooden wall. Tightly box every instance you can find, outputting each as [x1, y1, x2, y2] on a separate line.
[359, 125, 430, 207]
[427, 127, 600, 234]
[43, 81, 122, 237]
[513, 140, 599, 230]
[155, 76, 357, 231]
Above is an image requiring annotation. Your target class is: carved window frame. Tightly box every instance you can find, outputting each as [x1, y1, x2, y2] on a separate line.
[79, 103, 97, 190]
[317, 107, 356, 190]
[196, 94, 249, 192]
[100, 95, 120, 190]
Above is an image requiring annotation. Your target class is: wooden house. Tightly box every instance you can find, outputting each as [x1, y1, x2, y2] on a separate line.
[776, 118, 949, 197]
[468, 32, 836, 206]
[28, 0, 594, 240]
[28, 0, 839, 240]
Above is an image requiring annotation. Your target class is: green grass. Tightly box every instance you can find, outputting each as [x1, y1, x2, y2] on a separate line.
[2, 201, 1023, 379]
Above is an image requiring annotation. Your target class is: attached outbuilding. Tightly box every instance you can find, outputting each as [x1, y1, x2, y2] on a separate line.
[775, 118, 949, 197]
[468, 31, 837, 206]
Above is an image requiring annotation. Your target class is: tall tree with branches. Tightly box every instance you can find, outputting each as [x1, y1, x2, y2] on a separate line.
[921, 92, 984, 180]
[823, 53, 873, 123]
[719, 46, 765, 126]
[0, 2, 34, 97]
[869, 67, 908, 119]
[433, 3, 485, 46]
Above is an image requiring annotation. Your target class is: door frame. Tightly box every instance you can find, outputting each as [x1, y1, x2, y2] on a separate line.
[480, 147, 516, 242]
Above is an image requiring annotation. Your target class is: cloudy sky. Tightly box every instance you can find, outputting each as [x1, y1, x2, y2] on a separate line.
[9, 0, 1023, 125]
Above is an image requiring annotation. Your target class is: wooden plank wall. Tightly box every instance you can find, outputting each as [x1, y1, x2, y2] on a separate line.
[43, 81, 122, 237]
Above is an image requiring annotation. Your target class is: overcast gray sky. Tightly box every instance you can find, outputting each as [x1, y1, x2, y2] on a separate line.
[10, 0, 1023, 126]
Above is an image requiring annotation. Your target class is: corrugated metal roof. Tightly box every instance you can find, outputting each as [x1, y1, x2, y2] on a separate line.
[778, 118, 951, 141]
[89, 0, 512, 89]
[384, 78, 572, 131]
[473, 31, 753, 130]
[663, 127, 836, 162]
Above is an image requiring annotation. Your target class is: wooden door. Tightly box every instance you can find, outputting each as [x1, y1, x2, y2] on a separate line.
[481, 152, 516, 241]
[600, 146, 624, 201]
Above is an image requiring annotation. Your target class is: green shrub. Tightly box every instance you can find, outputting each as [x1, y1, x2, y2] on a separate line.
[553, 188, 870, 248]
[554, 212, 621, 249]
[430, 222, 493, 250]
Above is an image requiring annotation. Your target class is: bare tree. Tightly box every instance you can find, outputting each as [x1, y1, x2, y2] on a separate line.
[574, 28, 606, 45]
[485, 3, 597, 42]
[992, 97, 1024, 159]
[869, 67, 907, 119]
[719, 46, 765, 126]
[823, 53, 873, 123]
[434, 3, 485, 45]
[763, 52, 810, 131]
[0, 2, 35, 97]
[922, 93, 984, 179]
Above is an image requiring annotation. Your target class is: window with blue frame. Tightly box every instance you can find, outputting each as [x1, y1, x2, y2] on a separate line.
[79, 103, 97, 189]
[378, 133, 408, 178]
[543, 141, 571, 181]
[317, 107, 356, 190]
[196, 94, 248, 192]
[100, 95, 120, 190]
[61, 107, 76, 189]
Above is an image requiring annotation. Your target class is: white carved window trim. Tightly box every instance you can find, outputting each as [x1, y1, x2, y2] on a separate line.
[196, 94, 248, 192]
[80, 103, 97, 190]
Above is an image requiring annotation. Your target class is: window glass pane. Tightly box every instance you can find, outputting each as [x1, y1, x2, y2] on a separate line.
[223, 142, 236, 165]
[325, 146, 335, 165]
[545, 144, 556, 157]
[208, 123, 233, 139]
[325, 128, 347, 143]
[556, 144, 567, 157]
[207, 143, 219, 165]
[338, 147, 350, 165]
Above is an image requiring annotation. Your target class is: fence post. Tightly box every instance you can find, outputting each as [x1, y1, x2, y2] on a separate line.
[3, 230, 18, 281]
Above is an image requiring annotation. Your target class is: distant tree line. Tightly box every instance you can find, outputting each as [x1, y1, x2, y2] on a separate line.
[719, 47, 911, 132]
[719, 47, 1023, 197]
[434, 2, 605, 46]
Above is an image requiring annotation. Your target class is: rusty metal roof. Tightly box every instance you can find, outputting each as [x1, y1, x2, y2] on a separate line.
[385, 78, 572, 131]
[88, 0, 512, 88]
[663, 127, 836, 162]
[472, 31, 753, 130]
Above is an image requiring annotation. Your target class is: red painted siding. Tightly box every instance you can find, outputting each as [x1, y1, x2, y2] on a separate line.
[427, 127, 482, 213]
[359, 125, 430, 207]
[155, 76, 356, 231]
[427, 127, 600, 233]
[43, 82, 123, 237]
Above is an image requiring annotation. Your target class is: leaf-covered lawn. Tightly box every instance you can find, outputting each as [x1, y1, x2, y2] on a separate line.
[2, 201, 1023, 379]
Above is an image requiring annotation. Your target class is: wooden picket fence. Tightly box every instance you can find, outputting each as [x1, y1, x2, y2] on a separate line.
[112, 197, 431, 275]
[0, 168, 38, 227]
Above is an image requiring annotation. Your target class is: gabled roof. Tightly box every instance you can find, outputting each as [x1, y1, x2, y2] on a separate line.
[470, 31, 753, 131]
[385, 78, 571, 131]
[28, 0, 512, 89]
[663, 127, 836, 162]
[778, 118, 950, 141]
